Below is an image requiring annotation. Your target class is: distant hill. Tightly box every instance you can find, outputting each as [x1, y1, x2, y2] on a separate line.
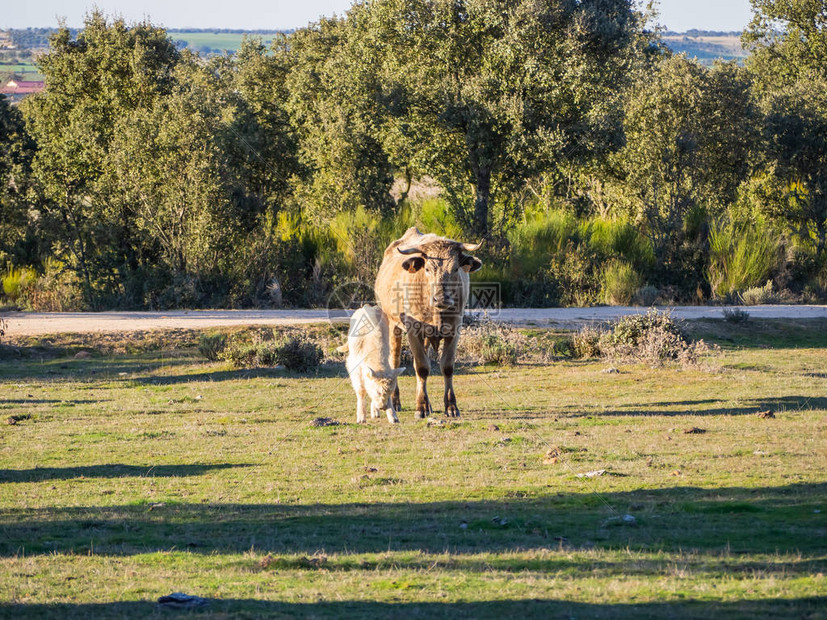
[661, 31, 748, 65]
[2, 27, 749, 65]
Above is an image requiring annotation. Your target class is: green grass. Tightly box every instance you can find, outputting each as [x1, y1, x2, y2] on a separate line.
[0, 321, 825, 617]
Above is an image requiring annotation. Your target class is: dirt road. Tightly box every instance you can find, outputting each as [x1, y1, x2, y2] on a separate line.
[3, 305, 827, 336]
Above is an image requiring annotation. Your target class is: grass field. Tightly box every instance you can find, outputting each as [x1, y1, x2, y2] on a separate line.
[0, 60, 42, 81]
[0, 319, 824, 617]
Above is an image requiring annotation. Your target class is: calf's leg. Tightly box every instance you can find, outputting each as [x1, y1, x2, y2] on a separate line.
[355, 386, 368, 424]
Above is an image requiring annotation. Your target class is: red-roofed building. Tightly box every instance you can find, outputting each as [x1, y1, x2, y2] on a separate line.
[0, 79, 45, 103]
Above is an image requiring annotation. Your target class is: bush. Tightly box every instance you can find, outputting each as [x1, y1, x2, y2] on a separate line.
[633, 285, 659, 306]
[219, 332, 322, 372]
[740, 280, 778, 305]
[574, 309, 708, 367]
[277, 336, 323, 372]
[722, 307, 750, 323]
[220, 339, 281, 368]
[601, 260, 642, 305]
[571, 325, 603, 359]
[457, 318, 523, 365]
[198, 332, 227, 361]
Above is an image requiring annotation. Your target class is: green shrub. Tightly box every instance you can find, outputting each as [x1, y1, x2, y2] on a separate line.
[601, 260, 642, 305]
[220, 339, 280, 368]
[198, 332, 227, 361]
[740, 280, 778, 305]
[219, 333, 323, 372]
[276, 336, 323, 372]
[722, 307, 750, 323]
[707, 219, 782, 299]
[633, 285, 659, 306]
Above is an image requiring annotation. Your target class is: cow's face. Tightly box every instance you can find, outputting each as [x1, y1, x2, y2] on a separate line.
[399, 241, 482, 311]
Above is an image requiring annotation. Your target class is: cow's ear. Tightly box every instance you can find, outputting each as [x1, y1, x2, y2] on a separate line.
[402, 257, 425, 273]
[460, 255, 483, 273]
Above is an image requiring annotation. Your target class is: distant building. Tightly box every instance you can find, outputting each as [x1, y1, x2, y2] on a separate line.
[0, 79, 44, 103]
[0, 31, 16, 49]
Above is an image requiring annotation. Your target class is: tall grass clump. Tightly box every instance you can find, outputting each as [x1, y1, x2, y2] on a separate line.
[1, 260, 85, 311]
[415, 199, 463, 240]
[707, 218, 783, 299]
[2, 265, 37, 300]
[502, 207, 654, 307]
[600, 260, 643, 305]
[587, 217, 655, 268]
[508, 208, 581, 276]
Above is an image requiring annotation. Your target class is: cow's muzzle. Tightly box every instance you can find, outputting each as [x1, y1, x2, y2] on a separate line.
[432, 296, 456, 310]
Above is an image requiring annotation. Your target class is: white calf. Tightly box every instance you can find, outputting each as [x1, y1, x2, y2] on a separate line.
[338, 305, 405, 424]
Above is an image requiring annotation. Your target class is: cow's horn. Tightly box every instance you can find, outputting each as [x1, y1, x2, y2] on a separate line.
[460, 241, 483, 252]
[397, 246, 425, 256]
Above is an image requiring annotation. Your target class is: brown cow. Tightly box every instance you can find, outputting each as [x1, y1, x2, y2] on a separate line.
[374, 227, 483, 418]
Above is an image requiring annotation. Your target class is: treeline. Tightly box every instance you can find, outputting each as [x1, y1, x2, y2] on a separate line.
[0, 0, 825, 310]
[7, 28, 80, 49]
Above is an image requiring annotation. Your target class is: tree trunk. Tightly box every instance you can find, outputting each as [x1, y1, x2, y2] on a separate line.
[473, 165, 490, 238]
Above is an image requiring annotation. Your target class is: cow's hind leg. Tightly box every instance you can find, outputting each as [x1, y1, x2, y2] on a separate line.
[391, 325, 403, 411]
[441, 336, 460, 417]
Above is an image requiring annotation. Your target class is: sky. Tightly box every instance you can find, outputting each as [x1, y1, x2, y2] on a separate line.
[3, 0, 754, 33]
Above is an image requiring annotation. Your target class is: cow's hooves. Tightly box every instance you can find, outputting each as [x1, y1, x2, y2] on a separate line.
[446, 407, 460, 418]
[414, 410, 426, 419]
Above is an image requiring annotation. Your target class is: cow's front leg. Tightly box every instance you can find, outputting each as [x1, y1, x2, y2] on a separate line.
[441, 335, 460, 417]
[407, 331, 432, 418]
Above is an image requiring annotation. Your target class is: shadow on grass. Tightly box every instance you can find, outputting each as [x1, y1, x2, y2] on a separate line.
[0, 399, 100, 405]
[0, 463, 252, 483]
[572, 396, 827, 417]
[1, 597, 825, 620]
[132, 362, 347, 385]
[1, 482, 824, 564]
[0, 354, 343, 384]
[686, 317, 827, 350]
[0, 355, 196, 382]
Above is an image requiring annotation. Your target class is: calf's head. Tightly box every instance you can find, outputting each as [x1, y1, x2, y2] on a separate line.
[397, 240, 483, 310]
[365, 367, 405, 408]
